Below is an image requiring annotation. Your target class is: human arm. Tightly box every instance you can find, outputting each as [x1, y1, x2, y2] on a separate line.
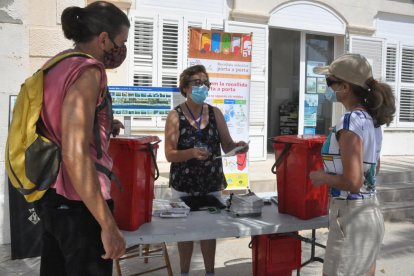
[61, 66, 125, 260]
[164, 109, 209, 162]
[309, 129, 364, 192]
[213, 107, 249, 154]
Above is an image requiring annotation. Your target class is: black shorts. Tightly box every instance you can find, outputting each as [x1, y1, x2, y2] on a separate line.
[35, 189, 114, 276]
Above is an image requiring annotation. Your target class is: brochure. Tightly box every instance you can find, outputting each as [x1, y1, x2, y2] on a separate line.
[152, 199, 191, 218]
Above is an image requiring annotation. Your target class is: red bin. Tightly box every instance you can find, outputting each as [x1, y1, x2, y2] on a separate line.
[271, 135, 328, 220]
[108, 136, 160, 231]
[252, 233, 301, 276]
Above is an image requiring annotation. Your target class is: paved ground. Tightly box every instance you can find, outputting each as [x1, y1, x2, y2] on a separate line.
[1, 155, 414, 275]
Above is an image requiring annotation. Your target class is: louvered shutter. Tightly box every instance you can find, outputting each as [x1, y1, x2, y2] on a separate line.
[131, 16, 158, 86]
[349, 36, 385, 80]
[225, 21, 269, 160]
[399, 46, 414, 123]
[171, 18, 206, 108]
[385, 44, 398, 126]
[158, 16, 183, 88]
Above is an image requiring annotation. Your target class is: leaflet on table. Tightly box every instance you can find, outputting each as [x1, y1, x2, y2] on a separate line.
[152, 199, 191, 217]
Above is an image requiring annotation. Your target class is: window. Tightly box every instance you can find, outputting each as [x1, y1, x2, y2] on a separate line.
[132, 19, 155, 86]
[131, 15, 224, 107]
[386, 44, 414, 126]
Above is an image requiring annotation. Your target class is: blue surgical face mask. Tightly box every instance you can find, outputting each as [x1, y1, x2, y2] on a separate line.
[325, 87, 340, 102]
[190, 85, 209, 104]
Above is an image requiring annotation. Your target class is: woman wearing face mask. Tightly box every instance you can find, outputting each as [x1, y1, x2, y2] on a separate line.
[164, 65, 249, 276]
[310, 54, 395, 276]
[33, 2, 129, 275]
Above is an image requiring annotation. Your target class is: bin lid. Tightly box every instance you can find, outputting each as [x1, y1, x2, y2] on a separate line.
[270, 135, 326, 146]
[110, 135, 160, 145]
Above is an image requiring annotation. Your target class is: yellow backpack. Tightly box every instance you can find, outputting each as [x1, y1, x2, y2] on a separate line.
[5, 52, 92, 202]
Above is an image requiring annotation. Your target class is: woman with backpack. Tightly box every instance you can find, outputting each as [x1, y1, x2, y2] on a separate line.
[34, 2, 129, 275]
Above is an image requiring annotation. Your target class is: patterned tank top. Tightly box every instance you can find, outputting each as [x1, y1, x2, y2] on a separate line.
[169, 104, 227, 195]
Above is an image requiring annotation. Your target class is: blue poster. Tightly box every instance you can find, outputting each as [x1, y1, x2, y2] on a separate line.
[109, 86, 179, 116]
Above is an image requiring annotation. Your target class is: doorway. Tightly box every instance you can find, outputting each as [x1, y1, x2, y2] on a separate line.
[267, 28, 335, 152]
[267, 28, 300, 152]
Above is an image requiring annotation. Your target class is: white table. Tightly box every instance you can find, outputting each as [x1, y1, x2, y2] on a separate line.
[122, 203, 328, 275]
[123, 204, 328, 245]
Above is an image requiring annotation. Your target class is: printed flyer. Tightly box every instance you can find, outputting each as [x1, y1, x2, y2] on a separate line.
[188, 28, 252, 189]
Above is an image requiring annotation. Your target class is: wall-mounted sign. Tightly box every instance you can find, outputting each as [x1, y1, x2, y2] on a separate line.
[109, 86, 179, 116]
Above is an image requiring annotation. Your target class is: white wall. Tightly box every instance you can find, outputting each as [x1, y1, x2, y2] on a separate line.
[0, 0, 29, 244]
[382, 130, 414, 155]
[233, 0, 414, 32]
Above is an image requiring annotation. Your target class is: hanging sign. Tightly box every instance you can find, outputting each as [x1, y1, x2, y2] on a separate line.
[188, 28, 252, 189]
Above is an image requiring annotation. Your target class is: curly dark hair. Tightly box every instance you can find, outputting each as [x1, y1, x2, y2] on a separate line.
[179, 65, 209, 97]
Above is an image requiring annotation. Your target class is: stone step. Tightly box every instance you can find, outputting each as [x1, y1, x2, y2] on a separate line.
[377, 183, 414, 202]
[381, 201, 414, 222]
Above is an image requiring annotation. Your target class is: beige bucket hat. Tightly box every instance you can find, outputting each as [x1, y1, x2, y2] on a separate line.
[313, 53, 373, 90]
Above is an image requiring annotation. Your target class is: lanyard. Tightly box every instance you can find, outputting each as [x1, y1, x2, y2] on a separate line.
[185, 103, 203, 134]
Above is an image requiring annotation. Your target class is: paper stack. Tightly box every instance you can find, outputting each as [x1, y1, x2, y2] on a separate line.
[152, 199, 191, 218]
[227, 192, 264, 217]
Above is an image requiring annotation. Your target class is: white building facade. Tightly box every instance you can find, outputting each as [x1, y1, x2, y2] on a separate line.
[0, 0, 413, 244]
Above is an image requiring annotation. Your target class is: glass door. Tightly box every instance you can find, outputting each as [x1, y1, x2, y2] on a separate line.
[303, 34, 334, 135]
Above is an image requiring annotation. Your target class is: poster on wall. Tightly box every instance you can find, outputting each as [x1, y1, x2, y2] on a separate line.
[188, 28, 252, 190]
[304, 93, 318, 127]
[307, 61, 325, 77]
[108, 86, 179, 116]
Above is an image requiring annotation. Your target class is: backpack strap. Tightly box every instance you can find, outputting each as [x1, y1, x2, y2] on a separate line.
[95, 162, 123, 192]
[43, 52, 93, 73]
[93, 87, 113, 159]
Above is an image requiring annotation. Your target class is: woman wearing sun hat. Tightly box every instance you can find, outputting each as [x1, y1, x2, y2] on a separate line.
[310, 53, 395, 276]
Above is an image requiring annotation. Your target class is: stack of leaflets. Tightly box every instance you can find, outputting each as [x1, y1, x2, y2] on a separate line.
[152, 199, 191, 218]
[227, 192, 264, 217]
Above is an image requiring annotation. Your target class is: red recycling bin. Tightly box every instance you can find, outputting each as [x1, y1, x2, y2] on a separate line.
[108, 135, 160, 231]
[271, 135, 328, 220]
[252, 233, 301, 276]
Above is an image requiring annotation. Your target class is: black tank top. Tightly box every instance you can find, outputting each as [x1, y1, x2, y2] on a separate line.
[169, 104, 227, 195]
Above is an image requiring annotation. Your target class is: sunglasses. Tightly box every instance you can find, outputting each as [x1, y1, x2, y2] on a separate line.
[326, 78, 342, 87]
[189, 79, 211, 89]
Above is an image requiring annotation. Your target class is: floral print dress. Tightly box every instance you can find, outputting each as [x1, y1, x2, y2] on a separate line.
[169, 104, 227, 195]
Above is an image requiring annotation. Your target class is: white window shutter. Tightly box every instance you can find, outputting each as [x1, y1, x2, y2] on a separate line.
[225, 21, 269, 161]
[399, 46, 414, 124]
[384, 44, 399, 127]
[158, 16, 183, 88]
[349, 36, 386, 81]
[131, 16, 158, 86]
[386, 45, 397, 83]
[207, 19, 224, 31]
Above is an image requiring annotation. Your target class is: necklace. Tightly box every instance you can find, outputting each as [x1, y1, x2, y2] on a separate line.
[185, 103, 203, 131]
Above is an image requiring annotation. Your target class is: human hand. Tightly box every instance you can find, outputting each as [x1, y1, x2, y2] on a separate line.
[234, 141, 249, 154]
[193, 147, 209, 161]
[309, 170, 326, 187]
[112, 119, 124, 137]
[101, 224, 126, 260]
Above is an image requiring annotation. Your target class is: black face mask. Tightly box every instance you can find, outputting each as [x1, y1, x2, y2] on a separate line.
[103, 38, 127, 69]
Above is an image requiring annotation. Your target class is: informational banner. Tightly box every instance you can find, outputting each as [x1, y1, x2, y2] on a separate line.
[188, 28, 252, 189]
[109, 86, 179, 116]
